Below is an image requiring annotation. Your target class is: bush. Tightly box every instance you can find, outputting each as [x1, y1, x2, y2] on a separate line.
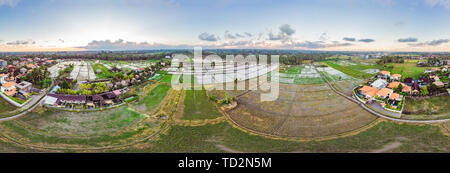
[209, 94, 217, 102]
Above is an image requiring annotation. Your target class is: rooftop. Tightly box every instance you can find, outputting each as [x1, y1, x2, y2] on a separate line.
[2, 81, 16, 88]
[377, 88, 392, 97]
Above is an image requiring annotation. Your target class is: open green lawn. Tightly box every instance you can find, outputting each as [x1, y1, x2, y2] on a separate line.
[160, 74, 173, 84]
[113, 121, 449, 153]
[92, 64, 114, 79]
[182, 89, 222, 120]
[1, 110, 448, 152]
[325, 61, 378, 79]
[384, 63, 427, 79]
[0, 106, 151, 148]
[0, 99, 16, 114]
[404, 96, 450, 116]
[133, 85, 170, 112]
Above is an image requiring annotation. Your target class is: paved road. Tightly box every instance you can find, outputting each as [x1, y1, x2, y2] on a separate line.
[316, 67, 449, 123]
[0, 80, 53, 122]
[0, 96, 45, 122]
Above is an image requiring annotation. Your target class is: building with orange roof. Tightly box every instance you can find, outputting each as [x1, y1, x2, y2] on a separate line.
[402, 85, 412, 93]
[391, 74, 402, 80]
[387, 81, 400, 89]
[1, 81, 17, 96]
[27, 63, 37, 69]
[389, 93, 401, 101]
[358, 86, 379, 99]
[376, 88, 392, 99]
[379, 70, 391, 78]
[433, 76, 440, 81]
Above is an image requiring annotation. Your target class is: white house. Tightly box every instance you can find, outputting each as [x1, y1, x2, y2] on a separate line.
[371, 79, 388, 89]
[0, 73, 8, 84]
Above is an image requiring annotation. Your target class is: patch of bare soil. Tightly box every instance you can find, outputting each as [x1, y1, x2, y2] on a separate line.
[215, 144, 243, 153]
[370, 141, 402, 153]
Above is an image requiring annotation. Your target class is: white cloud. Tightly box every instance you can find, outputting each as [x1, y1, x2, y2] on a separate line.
[198, 32, 220, 42]
[0, 0, 20, 7]
[409, 39, 449, 46]
[268, 24, 296, 41]
[84, 39, 185, 50]
[424, 0, 450, 9]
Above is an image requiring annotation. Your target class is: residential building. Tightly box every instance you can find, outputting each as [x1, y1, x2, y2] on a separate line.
[20, 67, 27, 74]
[359, 86, 379, 99]
[16, 81, 32, 93]
[389, 93, 401, 101]
[391, 74, 402, 81]
[0, 73, 8, 84]
[376, 88, 392, 99]
[371, 79, 388, 89]
[379, 71, 391, 78]
[1, 81, 17, 96]
[433, 81, 445, 88]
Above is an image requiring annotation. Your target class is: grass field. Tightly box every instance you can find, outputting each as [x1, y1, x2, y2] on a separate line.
[403, 96, 450, 117]
[0, 99, 16, 113]
[0, 105, 159, 148]
[111, 121, 449, 153]
[182, 89, 222, 120]
[18, 106, 147, 136]
[325, 61, 378, 79]
[160, 74, 173, 84]
[0, 109, 448, 152]
[133, 85, 170, 112]
[384, 62, 427, 79]
[92, 63, 114, 79]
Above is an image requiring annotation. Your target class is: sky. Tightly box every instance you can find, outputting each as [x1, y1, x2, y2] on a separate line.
[1, 0, 450, 52]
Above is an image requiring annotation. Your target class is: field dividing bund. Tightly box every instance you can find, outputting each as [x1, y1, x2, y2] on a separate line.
[226, 83, 379, 139]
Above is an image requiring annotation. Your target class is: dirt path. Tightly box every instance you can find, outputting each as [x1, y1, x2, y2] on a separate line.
[370, 141, 402, 153]
[215, 144, 243, 153]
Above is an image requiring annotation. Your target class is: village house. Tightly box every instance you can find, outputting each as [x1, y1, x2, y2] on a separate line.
[16, 81, 32, 93]
[0, 74, 8, 84]
[379, 71, 391, 79]
[20, 67, 27, 74]
[371, 78, 388, 89]
[27, 63, 37, 69]
[391, 74, 402, 81]
[433, 81, 445, 88]
[1, 81, 17, 96]
[389, 93, 401, 101]
[358, 86, 379, 100]
[376, 88, 393, 99]
[386, 81, 412, 94]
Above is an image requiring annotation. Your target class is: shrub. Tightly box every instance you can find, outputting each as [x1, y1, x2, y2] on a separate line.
[209, 94, 217, 102]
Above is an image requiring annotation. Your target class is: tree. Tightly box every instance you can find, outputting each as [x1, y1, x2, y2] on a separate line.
[394, 83, 403, 93]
